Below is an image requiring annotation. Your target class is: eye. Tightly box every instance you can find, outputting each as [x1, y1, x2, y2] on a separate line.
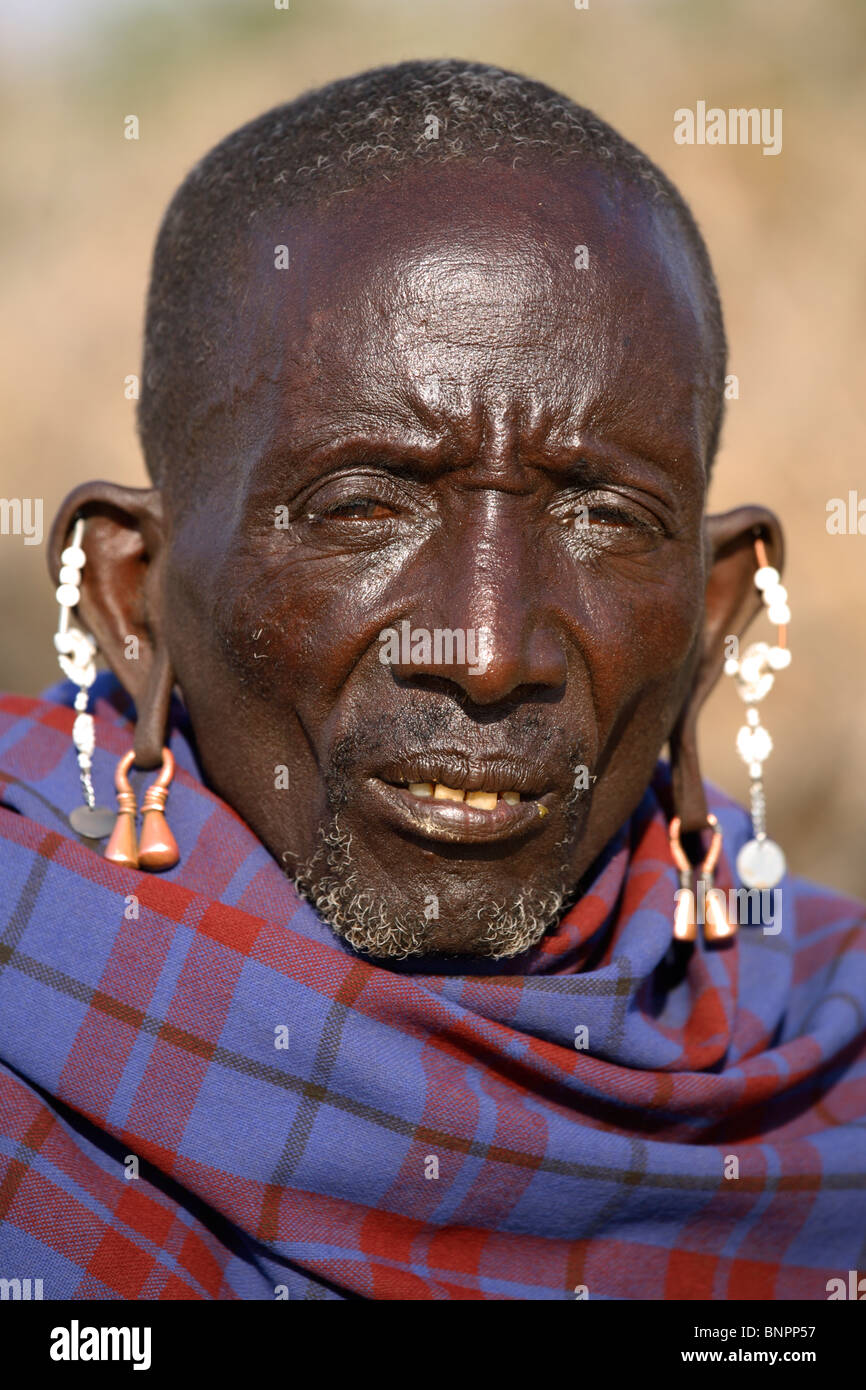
[315, 497, 398, 521]
[580, 504, 635, 527]
[550, 485, 669, 555]
[560, 497, 657, 531]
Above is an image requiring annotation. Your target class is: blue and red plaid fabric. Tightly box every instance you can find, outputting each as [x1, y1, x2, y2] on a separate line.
[0, 675, 864, 1300]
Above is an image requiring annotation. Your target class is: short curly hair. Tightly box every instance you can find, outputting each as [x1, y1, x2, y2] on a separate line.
[138, 58, 727, 494]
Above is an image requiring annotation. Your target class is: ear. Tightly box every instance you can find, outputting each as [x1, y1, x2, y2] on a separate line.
[49, 482, 174, 769]
[669, 505, 784, 831]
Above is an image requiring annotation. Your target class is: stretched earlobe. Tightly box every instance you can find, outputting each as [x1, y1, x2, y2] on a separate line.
[50, 481, 178, 769]
[133, 645, 175, 770]
[669, 705, 708, 833]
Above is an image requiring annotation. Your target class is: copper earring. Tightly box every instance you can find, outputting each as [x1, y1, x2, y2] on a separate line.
[669, 813, 735, 944]
[138, 748, 179, 870]
[104, 747, 179, 872]
[104, 750, 139, 868]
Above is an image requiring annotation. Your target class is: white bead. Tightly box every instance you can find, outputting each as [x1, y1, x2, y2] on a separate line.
[737, 725, 773, 764]
[77, 753, 92, 770]
[724, 657, 740, 677]
[749, 761, 763, 779]
[737, 837, 786, 889]
[746, 707, 760, 725]
[768, 603, 791, 626]
[58, 654, 95, 687]
[763, 583, 787, 607]
[754, 730, 773, 761]
[737, 680, 774, 704]
[61, 545, 85, 568]
[72, 713, 95, 754]
[58, 565, 81, 586]
[55, 584, 80, 607]
[740, 656, 764, 684]
[755, 566, 779, 591]
[768, 646, 791, 670]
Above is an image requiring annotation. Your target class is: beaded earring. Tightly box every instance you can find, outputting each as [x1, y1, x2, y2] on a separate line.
[723, 533, 791, 890]
[54, 518, 115, 840]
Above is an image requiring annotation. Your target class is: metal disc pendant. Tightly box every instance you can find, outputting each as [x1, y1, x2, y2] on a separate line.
[736, 837, 786, 890]
[69, 805, 116, 840]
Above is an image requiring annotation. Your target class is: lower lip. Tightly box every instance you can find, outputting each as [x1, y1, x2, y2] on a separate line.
[368, 779, 552, 845]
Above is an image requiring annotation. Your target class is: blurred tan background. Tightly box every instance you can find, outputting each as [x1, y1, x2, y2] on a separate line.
[1, 0, 864, 896]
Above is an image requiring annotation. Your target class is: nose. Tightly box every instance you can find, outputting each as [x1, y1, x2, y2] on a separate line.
[386, 492, 568, 705]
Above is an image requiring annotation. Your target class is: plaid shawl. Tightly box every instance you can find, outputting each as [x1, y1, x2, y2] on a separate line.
[0, 676, 864, 1301]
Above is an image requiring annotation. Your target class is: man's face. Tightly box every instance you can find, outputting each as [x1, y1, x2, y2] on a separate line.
[161, 160, 716, 959]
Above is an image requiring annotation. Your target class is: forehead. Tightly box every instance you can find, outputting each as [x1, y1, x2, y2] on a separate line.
[213, 160, 717, 485]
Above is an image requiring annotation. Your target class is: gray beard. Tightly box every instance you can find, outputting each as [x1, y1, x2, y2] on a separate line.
[293, 816, 569, 961]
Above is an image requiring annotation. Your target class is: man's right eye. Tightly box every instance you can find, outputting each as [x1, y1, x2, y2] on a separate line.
[314, 497, 397, 521]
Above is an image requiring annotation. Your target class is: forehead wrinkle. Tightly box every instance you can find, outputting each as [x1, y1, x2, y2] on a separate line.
[186, 174, 718, 507]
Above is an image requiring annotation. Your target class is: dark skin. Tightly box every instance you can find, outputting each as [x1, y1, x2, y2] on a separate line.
[50, 159, 782, 956]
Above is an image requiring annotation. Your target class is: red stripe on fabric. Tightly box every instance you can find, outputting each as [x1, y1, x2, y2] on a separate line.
[725, 1256, 779, 1299]
[86, 1227, 158, 1299]
[115, 1185, 177, 1247]
[0, 694, 40, 716]
[373, 1034, 482, 1221]
[425, 1225, 487, 1277]
[796, 893, 865, 938]
[164, 933, 245, 1046]
[0, 722, 69, 782]
[177, 1228, 226, 1299]
[359, 1208, 423, 1265]
[127, 1041, 212, 1168]
[159, 1274, 205, 1299]
[198, 900, 263, 956]
[4, 1165, 108, 1266]
[120, 1130, 185, 1181]
[664, 1249, 719, 1299]
[368, 1263, 437, 1299]
[59, 1011, 147, 1125]
[39, 705, 75, 733]
[179, 807, 254, 899]
[795, 924, 866, 984]
[448, 1065, 547, 1227]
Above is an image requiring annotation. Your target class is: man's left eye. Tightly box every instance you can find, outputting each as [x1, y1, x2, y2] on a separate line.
[556, 491, 662, 534]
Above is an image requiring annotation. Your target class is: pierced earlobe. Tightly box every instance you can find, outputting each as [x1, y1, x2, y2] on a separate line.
[133, 645, 176, 770]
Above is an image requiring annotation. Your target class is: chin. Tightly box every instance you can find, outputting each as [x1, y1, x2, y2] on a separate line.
[292, 814, 569, 961]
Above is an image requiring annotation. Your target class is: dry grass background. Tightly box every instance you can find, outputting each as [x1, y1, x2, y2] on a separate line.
[1, 0, 864, 896]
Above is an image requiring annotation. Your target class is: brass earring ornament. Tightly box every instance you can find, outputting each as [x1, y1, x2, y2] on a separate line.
[104, 747, 180, 872]
[104, 751, 139, 868]
[669, 813, 735, 945]
[138, 749, 180, 870]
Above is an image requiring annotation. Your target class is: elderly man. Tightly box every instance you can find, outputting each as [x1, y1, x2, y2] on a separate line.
[0, 60, 863, 1302]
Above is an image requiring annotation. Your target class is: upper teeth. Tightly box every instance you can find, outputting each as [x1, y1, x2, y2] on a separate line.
[408, 782, 521, 805]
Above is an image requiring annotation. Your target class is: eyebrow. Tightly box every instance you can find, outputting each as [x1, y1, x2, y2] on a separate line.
[252, 424, 700, 522]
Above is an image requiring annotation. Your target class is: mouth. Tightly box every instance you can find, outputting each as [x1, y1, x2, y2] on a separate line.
[368, 755, 555, 845]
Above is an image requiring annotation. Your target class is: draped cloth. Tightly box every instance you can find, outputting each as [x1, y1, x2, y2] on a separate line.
[0, 676, 864, 1301]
